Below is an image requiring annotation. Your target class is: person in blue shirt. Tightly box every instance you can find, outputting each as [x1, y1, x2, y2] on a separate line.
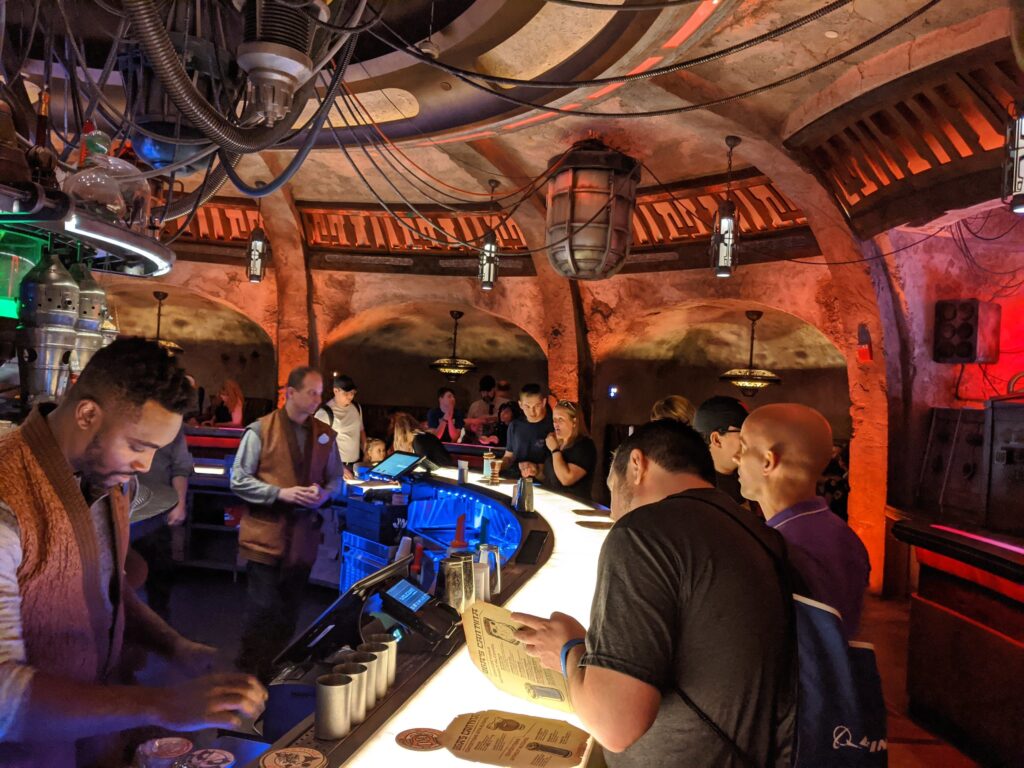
[501, 383, 554, 478]
[425, 386, 465, 443]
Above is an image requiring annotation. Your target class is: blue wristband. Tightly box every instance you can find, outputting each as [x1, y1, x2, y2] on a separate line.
[560, 639, 586, 678]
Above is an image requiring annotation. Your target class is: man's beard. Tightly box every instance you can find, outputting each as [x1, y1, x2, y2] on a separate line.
[80, 433, 135, 487]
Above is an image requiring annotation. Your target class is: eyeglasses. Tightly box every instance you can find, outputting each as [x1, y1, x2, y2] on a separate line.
[556, 400, 579, 414]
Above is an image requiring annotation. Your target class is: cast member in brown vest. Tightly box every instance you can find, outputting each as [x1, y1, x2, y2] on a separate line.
[0, 338, 266, 768]
[231, 366, 344, 681]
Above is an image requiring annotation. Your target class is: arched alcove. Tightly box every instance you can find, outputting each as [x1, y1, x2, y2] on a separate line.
[321, 301, 548, 418]
[595, 300, 851, 438]
[104, 283, 278, 402]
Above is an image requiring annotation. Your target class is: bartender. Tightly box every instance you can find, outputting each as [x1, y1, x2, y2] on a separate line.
[0, 338, 265, 768]
[231, 366, 345, 682]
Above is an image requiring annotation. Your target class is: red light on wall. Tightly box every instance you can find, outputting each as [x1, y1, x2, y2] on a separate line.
[857, 323, 873, 363]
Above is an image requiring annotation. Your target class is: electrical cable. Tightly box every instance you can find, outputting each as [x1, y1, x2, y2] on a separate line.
[376, 0, 852, 90]
[326, 109, 628, 257]
[370, 0, 942, 119]
[341, 83, 570, 202]
[163, 152, 217, 244]
[545, 0, 699, 10]
[218, 34, 359, 196]
[961, 213, 1021, 241]
[778, 229, 946, 266]
[337, 87, 544, 241]
[300, 0, 387, 34]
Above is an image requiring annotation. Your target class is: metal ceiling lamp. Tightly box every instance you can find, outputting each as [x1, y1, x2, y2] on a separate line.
[479, 179, 500, 291]
[1004, 100, 1023, 215]
[545, 139, 640, 280]
[720, 310, 781, 397]
[247, 181, 269, 283]
[430, 309, 476, 382]
[710, 135, 741, 278]
[152, 290, 183, 354]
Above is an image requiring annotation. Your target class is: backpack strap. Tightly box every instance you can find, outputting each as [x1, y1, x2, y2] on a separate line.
[316, 404, 334, 428]
[682, 495, 801, 766]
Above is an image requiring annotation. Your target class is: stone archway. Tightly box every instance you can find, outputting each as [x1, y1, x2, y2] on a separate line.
[102, 282, 278, 402]
[320, 300, 548, 430]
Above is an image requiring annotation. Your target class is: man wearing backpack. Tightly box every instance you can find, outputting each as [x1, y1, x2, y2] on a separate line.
[315, 374, 365, 470]
[514, 419, 796, 767]
[734, 403, 870, 639]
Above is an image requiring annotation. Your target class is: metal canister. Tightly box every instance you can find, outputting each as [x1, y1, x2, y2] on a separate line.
[440, 553, 476, 614]
[16, 253, 79, 405]
[477, 543, 502, 597]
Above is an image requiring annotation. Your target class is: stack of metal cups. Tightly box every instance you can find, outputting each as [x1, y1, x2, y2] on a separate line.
[326, 633, 398, 736]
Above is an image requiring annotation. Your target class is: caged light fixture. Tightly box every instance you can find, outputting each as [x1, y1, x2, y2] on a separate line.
[1003, 100, 1024, 216]
[710, 135, 742, 278]
[479, 179, 500, 291]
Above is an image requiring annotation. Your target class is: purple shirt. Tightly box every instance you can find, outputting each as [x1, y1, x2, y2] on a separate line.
[767, 497, 870, 638]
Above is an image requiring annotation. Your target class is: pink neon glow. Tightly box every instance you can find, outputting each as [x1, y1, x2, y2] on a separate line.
[931, 525, 1024, 556]
[587, 56, 665, 100]
[662, 0, 717, 50]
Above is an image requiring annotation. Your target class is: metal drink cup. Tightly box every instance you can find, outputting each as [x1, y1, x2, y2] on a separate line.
[356, 642, 389, 700]
[339, 651, 380, 710]
[315, 673, 353, 740]
[365, 633, 398, 687]
[331, 663, 369, 725]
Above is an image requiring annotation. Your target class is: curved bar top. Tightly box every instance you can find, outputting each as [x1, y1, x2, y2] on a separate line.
[258, 468, 611, 766]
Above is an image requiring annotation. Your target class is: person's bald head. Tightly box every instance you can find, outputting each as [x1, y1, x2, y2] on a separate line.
[734, 403, 833, 514]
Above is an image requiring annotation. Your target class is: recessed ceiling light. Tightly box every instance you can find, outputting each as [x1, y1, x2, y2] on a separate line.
[824, 30, 840, 39]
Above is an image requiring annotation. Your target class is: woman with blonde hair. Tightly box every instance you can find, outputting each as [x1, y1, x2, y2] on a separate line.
[535, 400, 597, 500]
[208, 379, 244, 426]
[390, 411, 453, 467]
[650, 394, 696, 425]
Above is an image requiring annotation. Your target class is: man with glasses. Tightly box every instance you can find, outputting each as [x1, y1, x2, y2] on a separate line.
[692, 396, 749, 507]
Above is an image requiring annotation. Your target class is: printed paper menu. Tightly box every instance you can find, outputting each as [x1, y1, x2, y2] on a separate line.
[441, 710, 589, 767]
[462, 602, 572, 713]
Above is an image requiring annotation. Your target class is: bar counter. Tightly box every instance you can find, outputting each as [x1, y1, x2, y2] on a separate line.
[246, 468, 611, 767]
[892, 517, 1024, 765]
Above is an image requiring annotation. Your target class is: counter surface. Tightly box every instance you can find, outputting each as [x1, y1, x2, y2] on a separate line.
[264, 469, 611, 766]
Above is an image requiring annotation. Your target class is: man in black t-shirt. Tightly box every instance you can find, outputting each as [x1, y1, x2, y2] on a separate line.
[501, 383, 553, 478]
[514, 420, 795, 767]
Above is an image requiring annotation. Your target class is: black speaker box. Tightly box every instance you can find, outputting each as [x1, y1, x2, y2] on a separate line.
[933, 299, 1001, 363]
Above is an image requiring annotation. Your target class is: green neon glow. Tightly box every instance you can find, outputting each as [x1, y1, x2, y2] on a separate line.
[0, 297, 17, 320]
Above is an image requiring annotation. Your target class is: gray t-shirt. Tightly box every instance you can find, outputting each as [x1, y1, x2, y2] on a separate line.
[582, 488, 796, 767]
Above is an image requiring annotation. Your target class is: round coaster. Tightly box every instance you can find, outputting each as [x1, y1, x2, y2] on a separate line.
[180, 747, 235, 767]
[395, 728, 444, 752]
[138, 736, 192, 759]
[259, 747, 327, 768]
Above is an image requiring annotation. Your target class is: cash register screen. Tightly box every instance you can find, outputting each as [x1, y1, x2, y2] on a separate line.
[369, 451, 423, 480]
[386, 579, 431, 612]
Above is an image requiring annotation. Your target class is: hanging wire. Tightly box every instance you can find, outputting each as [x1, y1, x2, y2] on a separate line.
[545, 0, 702, 9]
[368, 0, 942, 119]
[376, 0, 853, 91]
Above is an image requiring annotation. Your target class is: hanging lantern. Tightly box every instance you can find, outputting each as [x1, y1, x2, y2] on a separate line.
[545, 140, 640, 280]
[430, 310, 476, 381]
[1003, 100, 1023, 215]
[719, 310, 782, 397]
[478, 230, 499, 291]
[709, 135, 742, 277]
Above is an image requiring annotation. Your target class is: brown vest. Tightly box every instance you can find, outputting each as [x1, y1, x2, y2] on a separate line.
[238, 408, 336, 567]
[0, 407, 129, 768]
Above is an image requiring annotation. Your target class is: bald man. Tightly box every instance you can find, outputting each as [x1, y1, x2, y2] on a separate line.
[735, 403, 870, 638]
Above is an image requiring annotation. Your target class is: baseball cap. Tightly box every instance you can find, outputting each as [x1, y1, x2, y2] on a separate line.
[692, 396, 749, 438]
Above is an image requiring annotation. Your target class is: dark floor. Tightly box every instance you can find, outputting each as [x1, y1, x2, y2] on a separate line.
[142, 571, 980, 766]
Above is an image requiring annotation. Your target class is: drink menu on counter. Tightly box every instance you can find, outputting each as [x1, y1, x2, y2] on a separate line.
[441, 710, 589, 767]
[462, 602, 573, 713]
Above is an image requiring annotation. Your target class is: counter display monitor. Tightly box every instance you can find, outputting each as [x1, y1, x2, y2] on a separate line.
[369, 451, 425, 480]
[385, 579, 431, 613]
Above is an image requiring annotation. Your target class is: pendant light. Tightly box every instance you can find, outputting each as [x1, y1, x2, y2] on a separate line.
[719, 310, 780, 396]
[710, 135, 741, 277]
[1004, 100, 1023, 215]
[152, 290, 183, 355]
[247, 181, 269, 283]
[479, 179, 500, 291]
[430, 310, 477, 381]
